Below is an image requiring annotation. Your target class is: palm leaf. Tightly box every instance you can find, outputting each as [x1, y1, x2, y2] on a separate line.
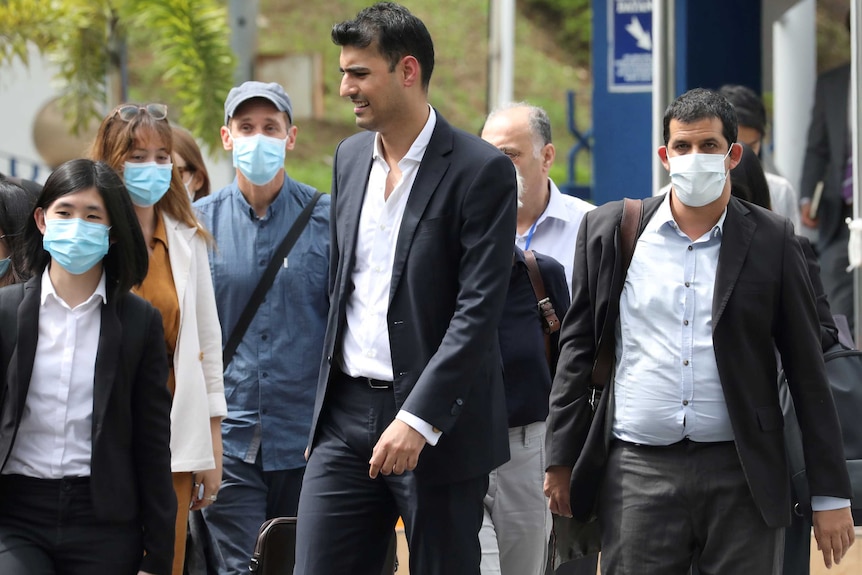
[122, 0, 236, 152]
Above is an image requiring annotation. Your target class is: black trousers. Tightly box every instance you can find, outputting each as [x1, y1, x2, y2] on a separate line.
[0, 474, 143, 575]
[294, 373, 488, 575]
[599, 440, 784, 575]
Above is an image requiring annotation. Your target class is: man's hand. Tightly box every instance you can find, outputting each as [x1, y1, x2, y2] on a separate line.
[544, 465, 573, 517]
[812, 507, 856, 568]
[369, 419, 426, 479]
[800, 202, 819, 229]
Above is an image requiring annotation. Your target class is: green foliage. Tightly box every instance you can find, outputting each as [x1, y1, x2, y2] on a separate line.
[286, 162, 332, 196]
[0, 0, 113, 135]
[257, 0, 593, 189]
[0, 0, 234, 153]
[520, 0, 592, 69]
[123, 0, 236, 152]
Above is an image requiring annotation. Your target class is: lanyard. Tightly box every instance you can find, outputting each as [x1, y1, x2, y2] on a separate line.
[523, 219, 539, 251]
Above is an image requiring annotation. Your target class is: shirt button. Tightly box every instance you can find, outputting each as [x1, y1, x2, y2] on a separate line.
[366, 350, 373, 357]
[683, 320, 689, 326]
[259, 259, 266, 266]
[685, 282, 690, 288]
[262, 372, 268, 378]
[379, 224, 386, 230]
[683, 400, 689, 406]
[688, 245, 693, 251]
[261, 334, 268, 341]
[683, 359, 689, 366]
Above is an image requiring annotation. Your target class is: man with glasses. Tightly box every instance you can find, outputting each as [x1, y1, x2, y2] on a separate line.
[194, 81, 330, 574]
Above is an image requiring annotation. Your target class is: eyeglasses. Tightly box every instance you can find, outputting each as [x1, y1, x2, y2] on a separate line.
[113, 103, 168, 122]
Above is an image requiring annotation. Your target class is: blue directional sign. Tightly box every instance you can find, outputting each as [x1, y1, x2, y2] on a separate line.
[609, 0, 653, 93]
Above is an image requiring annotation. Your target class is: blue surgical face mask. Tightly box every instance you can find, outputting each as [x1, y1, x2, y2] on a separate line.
[0, 257, 10, 278]
[231, 133, 287, 186]
[124, 161, 173, 207]
[43, 218, 111, 275]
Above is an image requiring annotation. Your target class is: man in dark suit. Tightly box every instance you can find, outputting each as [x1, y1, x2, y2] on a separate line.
[800, 61, 853, 327]
[293, 3, 516, 575]
[545, 88, 855, 574]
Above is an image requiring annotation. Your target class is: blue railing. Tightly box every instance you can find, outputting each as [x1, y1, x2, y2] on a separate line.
[558, 90, 594, 201]
[0, 151, 50, 183]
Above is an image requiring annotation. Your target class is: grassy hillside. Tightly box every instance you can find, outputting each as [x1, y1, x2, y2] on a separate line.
[256, 0, 592, 193]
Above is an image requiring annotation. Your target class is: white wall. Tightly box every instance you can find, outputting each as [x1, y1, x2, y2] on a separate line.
[0, 45, 55, 181]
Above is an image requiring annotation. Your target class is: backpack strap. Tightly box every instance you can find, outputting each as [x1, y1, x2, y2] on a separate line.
[589, 198, 643, 410]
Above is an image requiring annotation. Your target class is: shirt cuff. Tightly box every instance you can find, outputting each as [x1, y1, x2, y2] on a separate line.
[811, 496, 851, 512]
[396, 410, 442, 446]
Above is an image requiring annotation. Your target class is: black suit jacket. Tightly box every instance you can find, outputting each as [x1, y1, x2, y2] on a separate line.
[307, 112, 516, 484]
[801, 63, 851, 250]
[547, 194, 852, 527]
[0, 277, 176, 575]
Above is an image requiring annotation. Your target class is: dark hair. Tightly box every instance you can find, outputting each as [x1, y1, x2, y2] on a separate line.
[332, 2, 435, 90]
[171, 126, 211, 201]
[718, 84, 767, 137]
[730, 143, 772, 210]
[663, 88, 738, 148]
[24, 159, 148, 294]
[0, 177, 38, 285]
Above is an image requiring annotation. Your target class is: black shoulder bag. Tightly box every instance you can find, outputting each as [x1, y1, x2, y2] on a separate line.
[222, 191, 323, 368]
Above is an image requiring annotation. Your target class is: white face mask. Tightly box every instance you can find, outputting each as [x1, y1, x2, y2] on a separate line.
[668, 147, 733, 208]
[184, 181, 195, 201]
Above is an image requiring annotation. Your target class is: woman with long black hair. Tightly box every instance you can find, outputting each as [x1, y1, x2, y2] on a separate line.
[0, 158, 176, 574]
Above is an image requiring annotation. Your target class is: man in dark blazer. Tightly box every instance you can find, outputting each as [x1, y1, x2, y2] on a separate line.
[800, 62, 853, 326]
[293, 4, 516, 575]
[545, 88, 855, 574]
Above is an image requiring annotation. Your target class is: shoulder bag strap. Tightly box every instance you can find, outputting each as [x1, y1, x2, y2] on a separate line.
[523, 249, 561, 369]
[589, 198, 642, 404]
[223, 191, 323, 368]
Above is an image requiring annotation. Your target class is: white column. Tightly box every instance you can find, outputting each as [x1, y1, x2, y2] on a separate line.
[772, 0, 816, 196]
[487, 0, 515, 111]
[652, 0, 674, 195]
[851, 0, 861, 342]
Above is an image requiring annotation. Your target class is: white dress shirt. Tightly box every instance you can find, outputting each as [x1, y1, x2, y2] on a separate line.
[340, 106, 442, 445]
[765, 172, 801, 230]
[514, 179, 594, 295]
[3, 270, 106, 478]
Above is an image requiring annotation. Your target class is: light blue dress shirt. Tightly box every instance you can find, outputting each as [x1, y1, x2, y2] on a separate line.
[612, 194, 731, 445]
[611, 194, 848, 512]
[195, 176, 330, 471]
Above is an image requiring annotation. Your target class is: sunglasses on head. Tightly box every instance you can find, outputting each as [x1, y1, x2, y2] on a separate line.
[113, 103, 168, 122]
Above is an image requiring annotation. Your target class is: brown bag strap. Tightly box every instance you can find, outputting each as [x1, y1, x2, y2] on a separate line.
[589, 198, 642, 405]
[523, 249, 561, 368]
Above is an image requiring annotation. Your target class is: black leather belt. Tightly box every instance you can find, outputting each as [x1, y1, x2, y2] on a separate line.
[614, 438, 734, 450]
[336, 370, 393, 389]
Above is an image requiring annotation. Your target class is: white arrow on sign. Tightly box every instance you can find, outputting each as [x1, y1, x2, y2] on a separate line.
[625, 16, 652, 51]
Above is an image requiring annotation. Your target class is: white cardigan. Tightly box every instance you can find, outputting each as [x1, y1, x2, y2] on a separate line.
[163, 213, 227, 472]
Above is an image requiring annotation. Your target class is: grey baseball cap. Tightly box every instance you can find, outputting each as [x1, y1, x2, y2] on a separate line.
[223, 81, 293, 125]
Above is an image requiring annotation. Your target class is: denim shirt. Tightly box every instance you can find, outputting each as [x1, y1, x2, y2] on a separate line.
[195, 176, 330, 470]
